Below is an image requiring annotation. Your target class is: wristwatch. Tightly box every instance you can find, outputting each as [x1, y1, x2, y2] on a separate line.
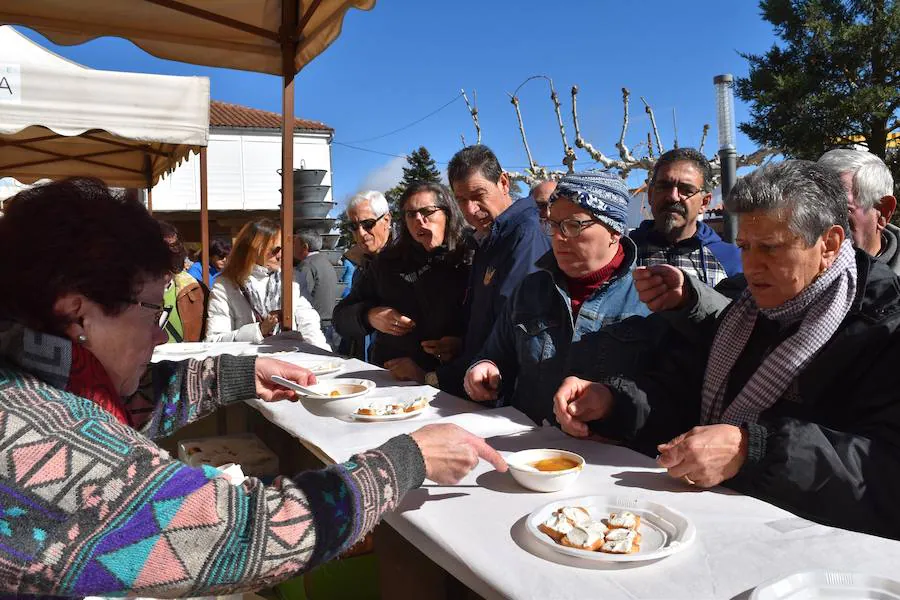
[425, 371, 439, 387]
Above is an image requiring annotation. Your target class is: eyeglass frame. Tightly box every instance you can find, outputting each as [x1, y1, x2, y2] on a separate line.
[403, 205, 446, 221]
[649, 179, 708, 202]
[541, 216, 599, 239]
[345, 212, 388, 233]
[133, 300, 172, 330]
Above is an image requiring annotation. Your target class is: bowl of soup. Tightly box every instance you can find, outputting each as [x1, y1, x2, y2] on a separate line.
[507, 449, 585, 492]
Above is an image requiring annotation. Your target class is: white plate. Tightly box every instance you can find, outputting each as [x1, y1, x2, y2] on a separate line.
[154, 342, 212, 356]
[297, 378, 376, 400]
[751, 570, 900, 599]
[526, 495, 696, 563]
[349, 398, 429, 421]
[297, 359, 344, 376]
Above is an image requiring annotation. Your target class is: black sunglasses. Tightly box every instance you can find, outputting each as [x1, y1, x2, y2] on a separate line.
[345, 212, 387, 233]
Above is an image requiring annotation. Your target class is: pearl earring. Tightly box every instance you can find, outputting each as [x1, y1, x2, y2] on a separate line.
[76, 334, 88, 345]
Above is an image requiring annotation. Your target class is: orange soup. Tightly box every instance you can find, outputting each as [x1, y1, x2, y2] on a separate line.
[530, 457, 579, 472]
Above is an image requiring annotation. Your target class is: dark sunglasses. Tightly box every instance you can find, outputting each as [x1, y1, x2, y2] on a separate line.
[345, 212, 387, 233]
[404, 205, 445, 220]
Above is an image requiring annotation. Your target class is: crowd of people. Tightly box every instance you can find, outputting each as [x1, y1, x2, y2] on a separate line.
[0, 141, 897, 596]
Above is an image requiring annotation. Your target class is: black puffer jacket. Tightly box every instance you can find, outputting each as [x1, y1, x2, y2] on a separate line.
[333, 241, 471, 370]
[592, 249, 900, 540]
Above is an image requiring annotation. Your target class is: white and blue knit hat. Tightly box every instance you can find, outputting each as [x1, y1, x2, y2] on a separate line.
[552, 170, 631, 234]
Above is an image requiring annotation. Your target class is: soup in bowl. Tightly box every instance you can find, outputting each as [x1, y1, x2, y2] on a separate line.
[507, 449, 585, 492]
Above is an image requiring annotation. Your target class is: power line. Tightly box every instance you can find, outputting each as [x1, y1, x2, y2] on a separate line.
[339, 92, 465, 144]
[332, 141, 569, 171]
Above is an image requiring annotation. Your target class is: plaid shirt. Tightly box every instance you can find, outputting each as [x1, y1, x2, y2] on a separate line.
[635, 241, 730, 287]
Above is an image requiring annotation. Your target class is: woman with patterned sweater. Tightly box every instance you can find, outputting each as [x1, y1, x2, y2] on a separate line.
[0, 178, 506, 598]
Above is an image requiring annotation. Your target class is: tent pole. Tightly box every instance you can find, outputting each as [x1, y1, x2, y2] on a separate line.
[280, 0, 299, 332]
[144, 155, 154, 213]
[200, 146, 210, 287]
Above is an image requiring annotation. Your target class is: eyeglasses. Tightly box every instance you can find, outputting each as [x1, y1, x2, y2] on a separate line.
[541, 217, 598, 239]
[404, 205, 445, 220]
[345, 212, 387, 233]
[133, 301, 172, 329]
[651, 180, 706, 201]
[269, 245, 283, 257]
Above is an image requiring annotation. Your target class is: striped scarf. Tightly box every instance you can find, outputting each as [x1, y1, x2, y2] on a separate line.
[700, 239, 857, 426]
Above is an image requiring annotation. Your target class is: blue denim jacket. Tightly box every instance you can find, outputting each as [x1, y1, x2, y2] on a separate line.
[473, 237, 650, 426]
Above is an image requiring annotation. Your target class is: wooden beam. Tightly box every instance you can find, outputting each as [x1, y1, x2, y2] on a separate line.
[145, 155, 154, 214]
[200, 147, 210, 288]
[280, 0, 299, 332]
[0, 132, 67, 146]
[296, 0, 325, 39]
[1, 148, 143, 175]
[80, 133, 171, 158]
[141, 0, 279, 41]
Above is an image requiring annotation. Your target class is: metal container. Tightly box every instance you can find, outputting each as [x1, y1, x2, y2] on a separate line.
[321, 249, 344, 266]
[293, 184, 329, 203]
[277, 168, 327, 187]
[293, 201, 335, 219]
[295, 218, 337, 233]
[321, 233, 341, 249]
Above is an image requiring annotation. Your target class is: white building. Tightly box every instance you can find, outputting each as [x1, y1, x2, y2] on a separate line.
[151, 100, 334, 243]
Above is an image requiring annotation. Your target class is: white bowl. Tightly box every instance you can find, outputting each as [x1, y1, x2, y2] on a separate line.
[296, 378, 375, 417]
[507, 448, 585, 492]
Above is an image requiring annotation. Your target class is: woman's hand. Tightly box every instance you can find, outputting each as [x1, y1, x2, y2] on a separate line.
[657, 425, 748, 488]
[255, 358, 316, 401]
[421, 336, 463, 363]
[463, 361, 502, 402]
[259, 311, 281, 337]
[410, 423, 508, 484]
[384, 357, 426, 383]
[553, 376, 615, 438]
[633, 265, 688, 312]
[367, 306, 416, 336]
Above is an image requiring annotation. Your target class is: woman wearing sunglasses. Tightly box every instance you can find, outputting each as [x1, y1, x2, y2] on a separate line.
[0, 178, 506, 597]
[205, 217, 329, 349]
[464, 171, 650, 426]
[334, 181, 473, 374]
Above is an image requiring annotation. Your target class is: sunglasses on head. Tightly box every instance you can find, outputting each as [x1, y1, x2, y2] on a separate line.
[345, 212, 387, 233]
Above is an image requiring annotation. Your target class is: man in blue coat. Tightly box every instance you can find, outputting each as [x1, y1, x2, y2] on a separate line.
[384, 145, 550, 396]
[630, 147, 742, 287]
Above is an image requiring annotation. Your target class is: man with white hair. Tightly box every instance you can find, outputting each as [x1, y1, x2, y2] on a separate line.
[818, 149, 898, 273]
[334, 190, 395, 359]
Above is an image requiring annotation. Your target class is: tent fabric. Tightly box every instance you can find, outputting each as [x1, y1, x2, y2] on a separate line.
[0, 0, 376, 76]
[0, 26, 209, 187]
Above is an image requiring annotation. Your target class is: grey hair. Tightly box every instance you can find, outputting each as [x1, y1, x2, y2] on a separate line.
[348, 190, 389, 217]
[817, 149, 894, 211]
[725, 160, 849, 246]
[295, 230, 323, 252]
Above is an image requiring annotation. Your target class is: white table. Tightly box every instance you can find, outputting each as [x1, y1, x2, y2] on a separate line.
[154, 341, 900, 599]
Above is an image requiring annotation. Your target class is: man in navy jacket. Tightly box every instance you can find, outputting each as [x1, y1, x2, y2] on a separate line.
[384, 145, 550, 396]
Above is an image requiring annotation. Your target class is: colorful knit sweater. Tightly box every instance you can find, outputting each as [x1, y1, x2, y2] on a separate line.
[0, 327, 425, 598]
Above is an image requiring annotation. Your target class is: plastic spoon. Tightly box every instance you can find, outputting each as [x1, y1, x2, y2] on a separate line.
[270, 375, 330, 398]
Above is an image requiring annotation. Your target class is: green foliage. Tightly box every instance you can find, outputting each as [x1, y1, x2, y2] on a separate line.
[736, 0, 900, 185]
[386, 146, 442, 221]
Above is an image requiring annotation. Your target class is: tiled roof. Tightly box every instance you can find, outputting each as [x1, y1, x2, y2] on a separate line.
[209, 100, 333, 132]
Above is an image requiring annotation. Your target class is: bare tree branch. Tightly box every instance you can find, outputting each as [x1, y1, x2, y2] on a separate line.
[461, 88, 482, 144]
[615, 88, 637, 163]
[460, 134, 466, 147]
[546, 78, 576, 173]
[640, 96, 664, 155]
[509, 93, 538, 174]
[699, 124, 710, 153]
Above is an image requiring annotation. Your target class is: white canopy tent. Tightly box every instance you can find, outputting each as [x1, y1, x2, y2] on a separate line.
[0, 25, 210, 189]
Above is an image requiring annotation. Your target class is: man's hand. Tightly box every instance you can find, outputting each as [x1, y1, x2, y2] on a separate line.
[463, 361, 502, 402]
[421, 336, 463, 363]
[633, 265, 688, 312]
[657, 424, 748, 488]
[410, 423, 508, 484]
[367, 306, 416, 336]
[553, 376, 615, 438]
[384, 357, 426, 383]
[255, 358, 316, 401]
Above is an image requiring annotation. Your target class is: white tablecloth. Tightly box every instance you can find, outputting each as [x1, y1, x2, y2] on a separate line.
[155, 341, 900, 600]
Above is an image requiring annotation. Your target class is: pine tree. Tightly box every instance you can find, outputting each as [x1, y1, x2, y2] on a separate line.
[735, 0, 900, 185]
[386, 146, 443, 220]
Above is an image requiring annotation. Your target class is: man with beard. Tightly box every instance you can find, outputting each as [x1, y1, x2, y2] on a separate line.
[630, 148, 742, 286]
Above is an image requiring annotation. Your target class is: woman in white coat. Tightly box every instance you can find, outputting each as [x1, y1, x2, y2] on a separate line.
[205, 218, 330, 349]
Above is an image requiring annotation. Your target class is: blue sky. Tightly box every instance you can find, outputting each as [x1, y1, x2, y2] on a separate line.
[14, 1, 778, 208]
